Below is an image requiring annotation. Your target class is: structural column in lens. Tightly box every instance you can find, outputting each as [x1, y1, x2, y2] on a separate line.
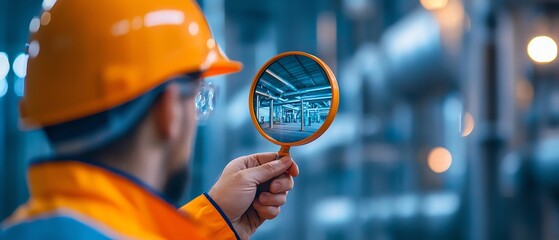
[256, 95, 260, 123]
[279, 106, 283, 124]
[300, 99, 304, 131]
[269, 99, 274, 129]
[291, 110, 294, 122]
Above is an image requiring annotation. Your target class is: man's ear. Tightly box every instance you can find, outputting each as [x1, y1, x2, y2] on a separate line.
[153, 84, 182, 140]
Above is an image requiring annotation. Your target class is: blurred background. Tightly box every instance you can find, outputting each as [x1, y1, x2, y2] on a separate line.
[1, 0, 559, 239]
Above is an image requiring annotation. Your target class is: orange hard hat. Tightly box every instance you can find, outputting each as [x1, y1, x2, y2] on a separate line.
[20, 0, 242, 128]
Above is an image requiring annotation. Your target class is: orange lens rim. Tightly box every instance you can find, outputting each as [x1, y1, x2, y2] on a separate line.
[248, 51, 339, 147]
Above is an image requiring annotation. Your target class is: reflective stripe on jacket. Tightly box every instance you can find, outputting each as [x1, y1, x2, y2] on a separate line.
[0, 160, 239, 240]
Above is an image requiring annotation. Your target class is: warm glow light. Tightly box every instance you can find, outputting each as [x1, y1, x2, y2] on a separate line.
[428, 147, 452, 173]
[461, 112, 475, 137]
[432, 0, 464, 56]
[527, 36, 557, 64]
[40, 12, 51, 26]
[420, 0, 448, 10]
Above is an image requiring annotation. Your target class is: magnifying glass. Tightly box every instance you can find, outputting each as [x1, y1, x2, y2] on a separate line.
[249, 51, 339, 190]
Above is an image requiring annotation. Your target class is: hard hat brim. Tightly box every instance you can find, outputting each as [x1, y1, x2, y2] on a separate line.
[203, 60, 243, 78]
[20, 60, 244, 130]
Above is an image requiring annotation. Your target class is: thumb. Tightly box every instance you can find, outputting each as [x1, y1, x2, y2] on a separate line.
[243, 156, 292, 184]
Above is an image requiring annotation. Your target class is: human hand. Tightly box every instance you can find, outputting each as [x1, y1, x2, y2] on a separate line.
[208, 153, 299, 240]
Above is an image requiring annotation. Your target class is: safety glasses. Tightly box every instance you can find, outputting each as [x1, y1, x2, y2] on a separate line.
[175, 76, 218, 125]
[194, 81, 217, 124]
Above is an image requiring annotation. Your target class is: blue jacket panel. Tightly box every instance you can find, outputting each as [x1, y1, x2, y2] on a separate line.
[1, 215, 111, 240]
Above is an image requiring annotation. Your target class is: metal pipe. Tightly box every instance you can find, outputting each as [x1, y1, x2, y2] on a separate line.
[255, 90, 278, 100]
[266, 69, 298, 91]
[263, 93, 331, 103]
[262, 96, 332, 106]
[282, 86, 331, 97]
[294, 92, 333, 100]
[255, 90, 288, 101]
[307, 108, 330, 111]
[259, 79, 285, 94]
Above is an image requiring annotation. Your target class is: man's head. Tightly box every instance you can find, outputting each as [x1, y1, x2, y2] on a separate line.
[21, 0, 242, 202]
[42, 73, 203, 202]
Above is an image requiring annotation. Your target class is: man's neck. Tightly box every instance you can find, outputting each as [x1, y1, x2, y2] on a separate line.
[95, 149, 167, 192]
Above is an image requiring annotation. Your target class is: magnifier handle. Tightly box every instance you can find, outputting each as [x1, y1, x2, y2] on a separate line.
[255, 147, 290, 198]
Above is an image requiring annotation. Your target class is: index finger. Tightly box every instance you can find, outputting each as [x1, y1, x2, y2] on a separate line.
[244, 152, 279, 167]
[246, 152, 298, 176]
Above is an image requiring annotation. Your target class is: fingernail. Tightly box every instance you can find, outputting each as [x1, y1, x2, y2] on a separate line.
[272, 182, 280, 192]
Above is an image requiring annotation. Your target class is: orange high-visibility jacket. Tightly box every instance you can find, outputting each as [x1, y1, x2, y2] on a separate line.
[0, 160, 240, 239]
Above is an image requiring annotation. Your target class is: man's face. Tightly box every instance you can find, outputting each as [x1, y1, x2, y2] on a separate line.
[163, 81, 200, 202]
[172, 93, 198, 169]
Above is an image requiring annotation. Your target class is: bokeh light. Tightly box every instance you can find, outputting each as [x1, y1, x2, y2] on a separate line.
[40, 12, 51, 26]
[28, 40, 40, 58]
[461, 112, 475, 137]
[13, 53, 28, 78]
[0, 52, 9, 79]
[428, 147, 452, 173]
[14, 78, 25, 97]
[527, 36, 557, 64]
[42, 0, 57, 11]
[420, 0, 448, 10]
[0, 78, 8, 98]
[29, 17, 40, 33]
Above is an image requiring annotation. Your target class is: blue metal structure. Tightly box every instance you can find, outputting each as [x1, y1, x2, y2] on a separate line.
[3, 0, 559, 239]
